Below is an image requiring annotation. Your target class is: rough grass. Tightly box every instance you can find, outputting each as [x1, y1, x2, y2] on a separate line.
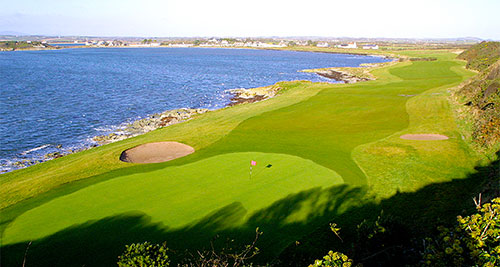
[0, 49, 488, 266]
[457, 41, 500, 71]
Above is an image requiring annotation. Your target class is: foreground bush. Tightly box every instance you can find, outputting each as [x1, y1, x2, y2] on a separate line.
[117, 242, 170, 267]
[118, 228, 261, 267]
[422, 197, 500, 266]
[309, 251, 355, 267]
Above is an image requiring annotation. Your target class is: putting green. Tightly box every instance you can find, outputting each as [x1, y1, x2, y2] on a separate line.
[2, 152, 342, 245]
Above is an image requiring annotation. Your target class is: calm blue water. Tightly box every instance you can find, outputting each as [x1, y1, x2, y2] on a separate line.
[0, 48, 389, 172]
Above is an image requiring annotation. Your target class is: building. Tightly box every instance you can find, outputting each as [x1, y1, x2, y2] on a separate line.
[316, 42, 330, 48]
[363, 44, 379, 50]
[336, 42, 357, 49]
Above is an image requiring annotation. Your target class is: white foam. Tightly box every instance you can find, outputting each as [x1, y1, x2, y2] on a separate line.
[20, 144, 50, 155]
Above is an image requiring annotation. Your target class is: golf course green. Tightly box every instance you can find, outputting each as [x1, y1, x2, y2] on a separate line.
[0, 49, 485, 266]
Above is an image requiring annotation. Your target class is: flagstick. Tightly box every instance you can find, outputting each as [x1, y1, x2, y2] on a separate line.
[250, 165, 252, 179]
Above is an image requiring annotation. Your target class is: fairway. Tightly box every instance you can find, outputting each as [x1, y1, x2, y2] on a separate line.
[0, 50, 481, 266]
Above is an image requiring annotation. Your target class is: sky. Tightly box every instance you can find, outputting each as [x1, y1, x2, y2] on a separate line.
[1, 0, 499, 39]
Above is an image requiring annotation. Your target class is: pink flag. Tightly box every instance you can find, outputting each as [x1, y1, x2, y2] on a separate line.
[251, 160, 257, 166]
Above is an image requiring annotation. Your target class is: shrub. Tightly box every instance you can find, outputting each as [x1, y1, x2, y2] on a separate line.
[117, 242, 170, 267]
[422, 197, 500, 266]
[309, 251, 354, 267]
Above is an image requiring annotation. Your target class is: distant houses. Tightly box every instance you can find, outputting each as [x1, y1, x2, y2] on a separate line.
[336, 42, 357, 49]
[334, 42, 379, 50]
[16, 37, 381, 50]
[168, 43, 194, 47]
[83, 40, 128, 47]
[199, 40, 286, 48]
[363, 44, 379, 50]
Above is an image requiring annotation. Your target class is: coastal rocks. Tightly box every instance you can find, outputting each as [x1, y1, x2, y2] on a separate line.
[92, 86, 281, 146]
[315, 69, 371, 84]
[228, 85, 281, 106]
[92, 108, 208, 145]
[93, 133, 129, 144]
[4, 85, 278, 173]
[44, 152, 63, 159]
[301, 61, 396, 84]
[92, 86, 280, 146]
[12, 159, 38, 168]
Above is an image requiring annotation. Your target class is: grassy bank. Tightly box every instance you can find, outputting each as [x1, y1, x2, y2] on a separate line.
[1, 48, 490, 266]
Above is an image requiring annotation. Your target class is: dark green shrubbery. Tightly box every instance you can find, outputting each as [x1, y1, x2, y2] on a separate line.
[308, 197, 500, 267]
[421, 197, 500, 267]
[118, 229, 261, 267]
[309, 251, 355, 267]
[117, 242, 170, 267]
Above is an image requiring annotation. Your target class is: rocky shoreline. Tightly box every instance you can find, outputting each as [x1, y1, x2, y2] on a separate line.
[3, 85, 280, 172]
[301, 61, 396, 84]
[92, 108, 209, 145]
[92, 85, 280, 145]
[314, 69, 372, 83]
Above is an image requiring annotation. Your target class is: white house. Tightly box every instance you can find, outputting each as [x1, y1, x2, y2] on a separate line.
[316, 42, 329, 48]
[336, 42, 357, 49]
[363, 44, 379, 50]
[168, 43, 193, 47]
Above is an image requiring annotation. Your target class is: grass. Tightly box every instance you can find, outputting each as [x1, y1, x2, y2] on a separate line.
[0, 49, 488, 266]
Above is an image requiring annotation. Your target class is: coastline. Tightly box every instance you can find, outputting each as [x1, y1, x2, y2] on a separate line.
[300, 61, 397, 83]
[2, 84, 283, 172]
[1, 49, 389, 173]
[1, 44, 397, 60]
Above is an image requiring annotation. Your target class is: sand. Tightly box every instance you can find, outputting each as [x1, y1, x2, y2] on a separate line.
[120, 142, 195, 163]
[400, 134, 449, 140]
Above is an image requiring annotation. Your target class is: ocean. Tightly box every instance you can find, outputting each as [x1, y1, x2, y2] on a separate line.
[0, 47, 389, 172]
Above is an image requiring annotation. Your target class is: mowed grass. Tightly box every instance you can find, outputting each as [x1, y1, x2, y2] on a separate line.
[0, 50, 482, 265]
[2, 152, 342, 245]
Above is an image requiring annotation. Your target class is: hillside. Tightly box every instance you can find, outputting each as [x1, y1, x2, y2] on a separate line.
[457, 41, 500, 71]
[453, 42, 500, 152]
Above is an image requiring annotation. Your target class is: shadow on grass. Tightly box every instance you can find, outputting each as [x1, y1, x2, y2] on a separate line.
[1, 152, 498, 267]
[279, 151, 500, 266]
[0, 184, 369, 267]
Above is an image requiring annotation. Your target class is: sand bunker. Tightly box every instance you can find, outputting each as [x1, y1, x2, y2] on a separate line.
[400, 134, 449, 140]
[120, 142, 195, 163]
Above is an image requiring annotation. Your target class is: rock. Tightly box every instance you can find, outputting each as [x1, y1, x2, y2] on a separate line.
[44, 152, 62, 159]
[91, 107, 210, 146]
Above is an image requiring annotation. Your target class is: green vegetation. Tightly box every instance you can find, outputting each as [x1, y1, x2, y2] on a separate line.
[452, 42, 500, 153]
[118, 242, 170, 267]
[308, 196, 500, 267]
[0, 41, 48, 51]
[142, 39, 156, 44]
[1, 46, 498, 266]
[453, 60, 500, 151]
[457, 41, 500, 71]
[309, 251, 355, 267]
[422, 197, 500, 267]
